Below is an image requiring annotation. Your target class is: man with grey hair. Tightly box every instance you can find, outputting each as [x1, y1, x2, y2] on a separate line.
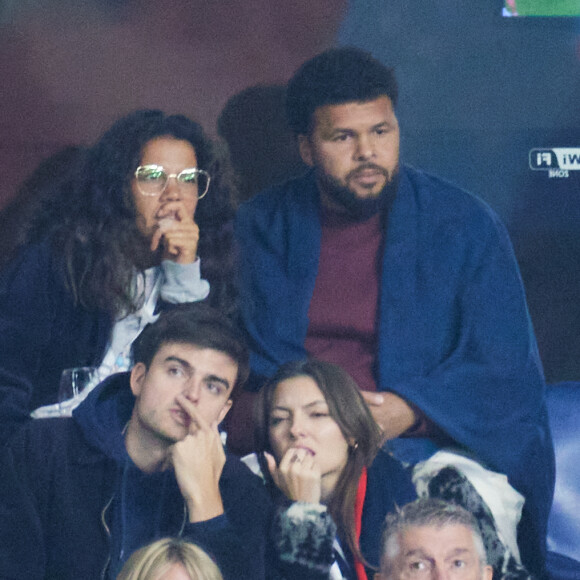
[376, 498, 493, 580]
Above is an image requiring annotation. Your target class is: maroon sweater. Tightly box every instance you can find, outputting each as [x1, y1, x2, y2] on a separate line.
[305, 207, 435, 436]
[305, 209, 382, 391]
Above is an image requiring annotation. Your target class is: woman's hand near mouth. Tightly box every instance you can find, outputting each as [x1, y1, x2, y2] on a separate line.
[265, 447, 322, 504]
[150, 202, 200, 264]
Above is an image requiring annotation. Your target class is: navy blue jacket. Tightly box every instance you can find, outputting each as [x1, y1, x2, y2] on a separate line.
[0, 241, 112, 444]
[0, 373, 271, 579]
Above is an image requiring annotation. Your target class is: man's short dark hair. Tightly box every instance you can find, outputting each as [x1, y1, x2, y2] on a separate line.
[131, 303, 249, 392]
[286, 46, 398, 135]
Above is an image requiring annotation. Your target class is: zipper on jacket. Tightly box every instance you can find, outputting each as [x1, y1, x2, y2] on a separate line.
[100, 494, 114, 580]
[178, 501, 187, 536]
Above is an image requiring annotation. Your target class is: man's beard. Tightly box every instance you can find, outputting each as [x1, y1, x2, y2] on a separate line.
[318, 162, 399, 221]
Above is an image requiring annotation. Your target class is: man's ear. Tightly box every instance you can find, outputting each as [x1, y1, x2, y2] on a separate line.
[217, 398, 233, 424]
[298, 134, 314, 167]
[483, 565, 493, 580]
[129, 362, 147, 397]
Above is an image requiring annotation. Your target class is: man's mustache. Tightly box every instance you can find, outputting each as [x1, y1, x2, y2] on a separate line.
[346, 164, 390, 180]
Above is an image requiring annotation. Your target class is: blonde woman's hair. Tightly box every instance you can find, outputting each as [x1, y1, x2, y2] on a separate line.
[116, 538, 223, 580]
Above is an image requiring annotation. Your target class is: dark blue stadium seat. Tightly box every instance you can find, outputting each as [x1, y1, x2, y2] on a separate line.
[545, 383, 580, 580]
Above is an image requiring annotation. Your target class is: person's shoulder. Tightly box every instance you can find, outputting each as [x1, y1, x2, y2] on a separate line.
[236, 172, 317, 220]
[0, 239, 70, 308]
[402, 165, 497, 214]
[6, 417, 90, 469]
[72, 372, 135, 460]
[12, 416, 81, 444]
[0, 238, 60, 277]
[222, 452, 266, 485]
[400, 164, 504, 231]
[369, 447, 409, 475]
[368, 449, 415, 491]
[220, 452, 271, 511]
[368, 448, 417, 504]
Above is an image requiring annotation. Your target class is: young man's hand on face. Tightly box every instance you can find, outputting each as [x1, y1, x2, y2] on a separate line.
[169, 393, 226, 522]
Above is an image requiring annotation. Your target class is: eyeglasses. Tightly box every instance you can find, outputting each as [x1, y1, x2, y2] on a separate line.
[134, 165, 211, 199]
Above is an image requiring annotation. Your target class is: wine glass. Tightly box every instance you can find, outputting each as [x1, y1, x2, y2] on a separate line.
[58, 367, 98, 415]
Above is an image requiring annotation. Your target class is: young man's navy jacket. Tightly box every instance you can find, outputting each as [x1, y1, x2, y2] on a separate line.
[0, 373, 271, 580]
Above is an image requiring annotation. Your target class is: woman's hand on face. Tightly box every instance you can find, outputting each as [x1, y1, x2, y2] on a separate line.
[150, 203, 199, 264]
[265, 448, 322, 504]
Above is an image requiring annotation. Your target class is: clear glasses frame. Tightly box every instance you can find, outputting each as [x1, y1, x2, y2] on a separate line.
[134, 164, 211, 199]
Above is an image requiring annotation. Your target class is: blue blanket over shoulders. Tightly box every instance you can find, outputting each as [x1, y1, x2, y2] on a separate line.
[235, 165, 555, 576]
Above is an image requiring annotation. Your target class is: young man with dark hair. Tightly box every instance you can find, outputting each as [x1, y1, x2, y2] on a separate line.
[0, 303, 269, 580]
[234, 46, 553, 578]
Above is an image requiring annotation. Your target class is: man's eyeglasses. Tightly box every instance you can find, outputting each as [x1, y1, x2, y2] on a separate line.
[134, 165, 211, 199]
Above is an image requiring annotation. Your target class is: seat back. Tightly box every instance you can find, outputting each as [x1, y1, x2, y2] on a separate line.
[545, 382, 580, 563]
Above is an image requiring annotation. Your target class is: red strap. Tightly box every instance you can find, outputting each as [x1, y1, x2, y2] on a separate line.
[353, 467, 368, 580]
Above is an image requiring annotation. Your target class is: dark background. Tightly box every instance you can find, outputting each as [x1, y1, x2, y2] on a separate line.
[1, 0, 579, 382]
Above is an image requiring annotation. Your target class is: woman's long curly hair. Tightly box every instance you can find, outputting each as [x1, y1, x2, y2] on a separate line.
[254, 358, 383, 567]
[52, 110, 237, 318]
[0, 146, 88, 271]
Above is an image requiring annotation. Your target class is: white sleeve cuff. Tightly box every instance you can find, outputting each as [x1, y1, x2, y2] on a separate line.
[160, 258, 210, 303]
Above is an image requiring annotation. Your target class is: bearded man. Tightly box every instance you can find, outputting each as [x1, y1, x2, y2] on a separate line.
[232, 46, 554, 579]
